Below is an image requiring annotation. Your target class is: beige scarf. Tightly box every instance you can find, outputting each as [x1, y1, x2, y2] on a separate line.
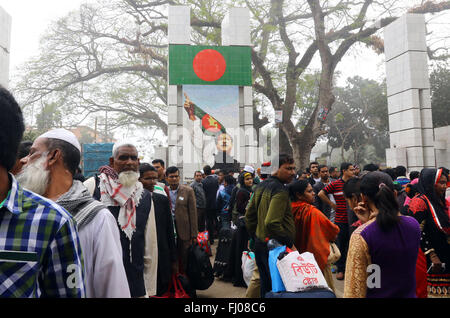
[144, 196, 158, 296]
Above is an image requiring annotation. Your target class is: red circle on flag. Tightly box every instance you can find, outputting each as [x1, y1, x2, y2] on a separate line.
[193, 49, 226, 82]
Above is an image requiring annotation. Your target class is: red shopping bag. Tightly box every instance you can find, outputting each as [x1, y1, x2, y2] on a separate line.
[150, 274, 190, 298]
[172, 273, 190, 298]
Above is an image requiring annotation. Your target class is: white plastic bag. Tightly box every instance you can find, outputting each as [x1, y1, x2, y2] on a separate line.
[241, 251, 256, 287]
[276, 251, 329, 292]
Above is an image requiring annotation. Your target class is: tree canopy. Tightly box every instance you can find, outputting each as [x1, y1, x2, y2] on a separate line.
[430, 65, 450, 128]
[12, 0, 450, 168]
[326, 76, 388, 165]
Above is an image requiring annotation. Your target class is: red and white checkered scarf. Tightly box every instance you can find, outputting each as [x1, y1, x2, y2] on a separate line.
[98, 166, 144, 241]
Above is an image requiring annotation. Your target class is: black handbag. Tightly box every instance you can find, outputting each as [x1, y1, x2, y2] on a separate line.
[186, 244, 214, 290]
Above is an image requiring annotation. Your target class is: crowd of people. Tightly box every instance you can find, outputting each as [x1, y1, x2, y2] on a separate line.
[1, 85, 449, 298]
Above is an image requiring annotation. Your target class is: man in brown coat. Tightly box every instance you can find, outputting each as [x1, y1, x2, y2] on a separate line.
[166, 166, 198, 274]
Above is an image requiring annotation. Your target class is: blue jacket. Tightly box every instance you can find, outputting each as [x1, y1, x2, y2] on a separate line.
[217, 185, 235, 215]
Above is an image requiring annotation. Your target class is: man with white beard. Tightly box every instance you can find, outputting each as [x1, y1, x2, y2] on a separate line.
[83, 142, 158, 298]
[18, 129, 130, 298]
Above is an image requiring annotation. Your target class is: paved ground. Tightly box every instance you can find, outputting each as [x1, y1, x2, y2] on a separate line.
[196, 241, 344, 298]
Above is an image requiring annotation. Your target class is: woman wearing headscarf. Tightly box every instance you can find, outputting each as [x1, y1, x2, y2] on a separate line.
[408, 168, 450, 298]
[288, 180, 340, 292]
[344, 172, 421, 298]
[226, 171, 254, 287]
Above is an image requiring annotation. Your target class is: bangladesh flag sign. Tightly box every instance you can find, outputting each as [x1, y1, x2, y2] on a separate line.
[169, 45, 252, 86]
[201, 113, 225, 135]
[183, 92, 227, 136]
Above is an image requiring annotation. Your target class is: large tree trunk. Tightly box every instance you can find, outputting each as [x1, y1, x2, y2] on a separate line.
[282, 123, 316, 172]
[279, 128, 293, 157]
[292, 139, 312, 172]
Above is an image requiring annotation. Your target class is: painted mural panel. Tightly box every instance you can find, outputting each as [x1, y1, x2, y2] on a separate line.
[182, 85, 240, 173]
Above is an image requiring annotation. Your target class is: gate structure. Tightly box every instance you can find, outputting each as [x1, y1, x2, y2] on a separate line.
[384, 14, 437, 171]
[167, 6, 257, 183]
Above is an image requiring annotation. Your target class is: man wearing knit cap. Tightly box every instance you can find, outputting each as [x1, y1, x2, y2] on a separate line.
[18, 128, 130, 298]
[84, 140, 158, 298]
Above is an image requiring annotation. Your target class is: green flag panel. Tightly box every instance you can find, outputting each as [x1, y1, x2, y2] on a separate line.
[169, 45, 252, 86]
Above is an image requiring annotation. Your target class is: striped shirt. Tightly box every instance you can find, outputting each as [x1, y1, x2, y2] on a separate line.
[0, 174, 85, 298]
[323, 178, 348, 224]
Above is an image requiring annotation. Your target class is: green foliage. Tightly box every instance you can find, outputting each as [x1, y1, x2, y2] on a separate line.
[22, 130, 40, 143]
[326, 76, 389, 165]
[35, 103, 62, 132]
[79, 129, 96, 144]
[294, 72, 320, 130]
[430, 66, 450, 128]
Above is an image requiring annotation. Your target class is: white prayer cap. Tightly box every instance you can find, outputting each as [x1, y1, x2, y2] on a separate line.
[39, 128, 81, 153]
[112, 140, 137, 156]
[243, 165, 255, 174]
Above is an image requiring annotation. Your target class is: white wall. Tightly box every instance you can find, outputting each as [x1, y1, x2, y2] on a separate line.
[0, 6, 12, 88]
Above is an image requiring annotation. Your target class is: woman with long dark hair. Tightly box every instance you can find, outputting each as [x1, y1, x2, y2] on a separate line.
[344, 172, 421, 298]
[408, 168, 449, 298]
[288, 180, 340, 292]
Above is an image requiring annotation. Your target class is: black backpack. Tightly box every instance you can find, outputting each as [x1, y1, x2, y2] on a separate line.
[186, 244, 214, 290]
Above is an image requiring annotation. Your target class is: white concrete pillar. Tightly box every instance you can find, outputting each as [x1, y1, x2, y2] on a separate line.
[384, 14, 436, 171]
[0, 6, 11, 89]
[168, 6, 191, 182]
[222, 8, 256, 168]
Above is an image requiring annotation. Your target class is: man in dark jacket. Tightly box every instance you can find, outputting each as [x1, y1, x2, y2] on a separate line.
[202, 165, 219, 244]
[245, 154, 297, 298]
[313, 164, 332, 219]
[166, 166, 198, 274]
[190, 170, 207, 232]
[307, 161, 321, 186]
[85, 142, 158, 297]
[139, 164, 177, 296]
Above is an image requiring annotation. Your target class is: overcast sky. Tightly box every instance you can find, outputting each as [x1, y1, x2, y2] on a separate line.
[2, 0, 449, 84]
[0, 0, 387, 85]
[2, 0, 448, 162]
[0, 0, 94, 73]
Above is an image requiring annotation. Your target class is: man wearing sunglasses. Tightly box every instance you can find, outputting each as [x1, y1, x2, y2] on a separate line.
[84, 141, 158, 298]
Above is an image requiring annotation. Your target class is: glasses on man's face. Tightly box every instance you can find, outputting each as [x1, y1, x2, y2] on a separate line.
[117, 154, 138, 161]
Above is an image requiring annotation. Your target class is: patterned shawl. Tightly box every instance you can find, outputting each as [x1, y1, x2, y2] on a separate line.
[291, 201, 340, 271]
[97, 166, 144, 242]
